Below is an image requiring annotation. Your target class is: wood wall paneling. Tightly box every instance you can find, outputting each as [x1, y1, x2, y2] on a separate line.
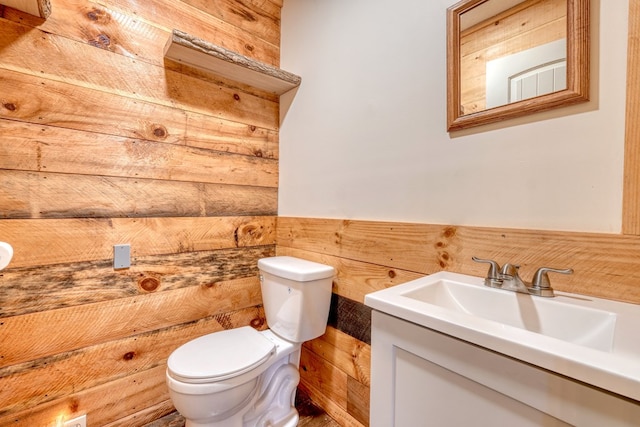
[298, 327, 370, 427]
[175, 0, 281, 48]
[0, 246, 274, 317]
[276, 246, 425, 304]
[0, 305, 266, 416]
[624, 0, 640, 235]
[0, 0, 280, 66]
[0, 171, 277, 220]
[0, 216, 275, 268]
[277, 217, 640, 303]
[302, 327, 371, 388]
[0, 71, 279, 157]
[0, 18, 278, 130]
[0, 0, 281, 425]
[327, 294, 371, 345]
[0, 121, 278, 188]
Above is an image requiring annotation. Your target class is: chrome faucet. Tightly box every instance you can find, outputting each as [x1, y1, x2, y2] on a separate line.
[472, 256, 573, 297]
[498, 263, 529, 293]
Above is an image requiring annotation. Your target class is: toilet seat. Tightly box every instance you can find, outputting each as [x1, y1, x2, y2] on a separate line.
[167, 326, 275, 384]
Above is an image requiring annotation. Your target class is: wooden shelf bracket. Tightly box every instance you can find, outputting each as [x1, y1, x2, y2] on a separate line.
[164, 29, 301, 95]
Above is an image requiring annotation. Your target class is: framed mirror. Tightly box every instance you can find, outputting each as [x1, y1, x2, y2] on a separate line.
[447, 0, 589, 131]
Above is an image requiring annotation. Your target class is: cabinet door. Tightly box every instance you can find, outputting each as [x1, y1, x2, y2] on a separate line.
[370, 311, 640, 427]
[394, 347, 568, 426]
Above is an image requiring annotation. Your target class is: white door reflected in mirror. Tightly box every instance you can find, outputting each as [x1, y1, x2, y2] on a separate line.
[486, 39, 567, 109]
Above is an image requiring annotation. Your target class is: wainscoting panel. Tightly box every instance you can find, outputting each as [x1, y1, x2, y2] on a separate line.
[277, 216, 640, 426]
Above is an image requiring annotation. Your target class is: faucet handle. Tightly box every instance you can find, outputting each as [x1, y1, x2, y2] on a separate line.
[472, 256, 500, 278]
[529, 267, 574, 297]
[472, 256, 503, 288]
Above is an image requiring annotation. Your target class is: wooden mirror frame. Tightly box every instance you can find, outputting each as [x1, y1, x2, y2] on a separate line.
[447, 0, 590, 132]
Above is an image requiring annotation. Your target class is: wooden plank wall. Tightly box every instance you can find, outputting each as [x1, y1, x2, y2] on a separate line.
[460, 0, 566, 114]
[0, 0, 281, 425]
[624, 0, 640, 234]
[277, 217, 640, 426]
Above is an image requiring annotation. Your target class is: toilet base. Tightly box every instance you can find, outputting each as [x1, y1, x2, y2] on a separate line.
[176, 332, 302, 427]
[183, 362, 300, 427]
[241, 363, 300, 427]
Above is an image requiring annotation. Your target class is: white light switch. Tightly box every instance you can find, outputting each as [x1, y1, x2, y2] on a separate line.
[113, 244, 131, 269]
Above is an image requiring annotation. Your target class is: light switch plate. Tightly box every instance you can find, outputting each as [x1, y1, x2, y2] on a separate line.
[113, 244, 131, 269]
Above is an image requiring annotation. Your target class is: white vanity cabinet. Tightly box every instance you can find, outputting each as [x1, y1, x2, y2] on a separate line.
[369, 311, 640, 427]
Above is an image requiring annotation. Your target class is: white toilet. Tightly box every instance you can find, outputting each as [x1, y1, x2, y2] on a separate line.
[166, 256, 335, 427]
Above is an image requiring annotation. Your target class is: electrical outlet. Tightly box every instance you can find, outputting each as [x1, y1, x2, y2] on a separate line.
[63, 414, 86, 427]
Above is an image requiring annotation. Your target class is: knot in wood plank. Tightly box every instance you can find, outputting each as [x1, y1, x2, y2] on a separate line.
[138, 274, 161, 292]
[86, 7, 110, 23]
[250, 317, 265, 329]
[152, 125, 167, 139]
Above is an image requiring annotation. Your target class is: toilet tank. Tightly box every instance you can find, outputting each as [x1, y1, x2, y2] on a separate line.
[258, 256, 335, 343]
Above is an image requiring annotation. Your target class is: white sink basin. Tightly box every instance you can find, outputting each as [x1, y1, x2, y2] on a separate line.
[365, 271, 640, 401]
[403, 278, 617, 352]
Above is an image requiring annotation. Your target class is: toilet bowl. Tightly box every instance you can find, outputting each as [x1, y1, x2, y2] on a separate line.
[166, 256, 334, 427]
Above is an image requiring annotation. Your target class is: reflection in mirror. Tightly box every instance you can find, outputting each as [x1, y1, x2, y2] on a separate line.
[485, 38, 566, 109]
[447, 0, 589, 131]
[461, 0, 567, 113]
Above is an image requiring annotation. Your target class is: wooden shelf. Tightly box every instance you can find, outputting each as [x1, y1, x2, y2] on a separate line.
[0, 0, 51, 18]
[164, 29, 301, 95]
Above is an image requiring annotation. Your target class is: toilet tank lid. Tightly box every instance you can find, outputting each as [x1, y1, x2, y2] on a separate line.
[258, 256, 334, 282]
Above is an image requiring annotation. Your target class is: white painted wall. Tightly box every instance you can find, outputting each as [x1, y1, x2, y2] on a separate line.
[279, 0, 628, 233]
